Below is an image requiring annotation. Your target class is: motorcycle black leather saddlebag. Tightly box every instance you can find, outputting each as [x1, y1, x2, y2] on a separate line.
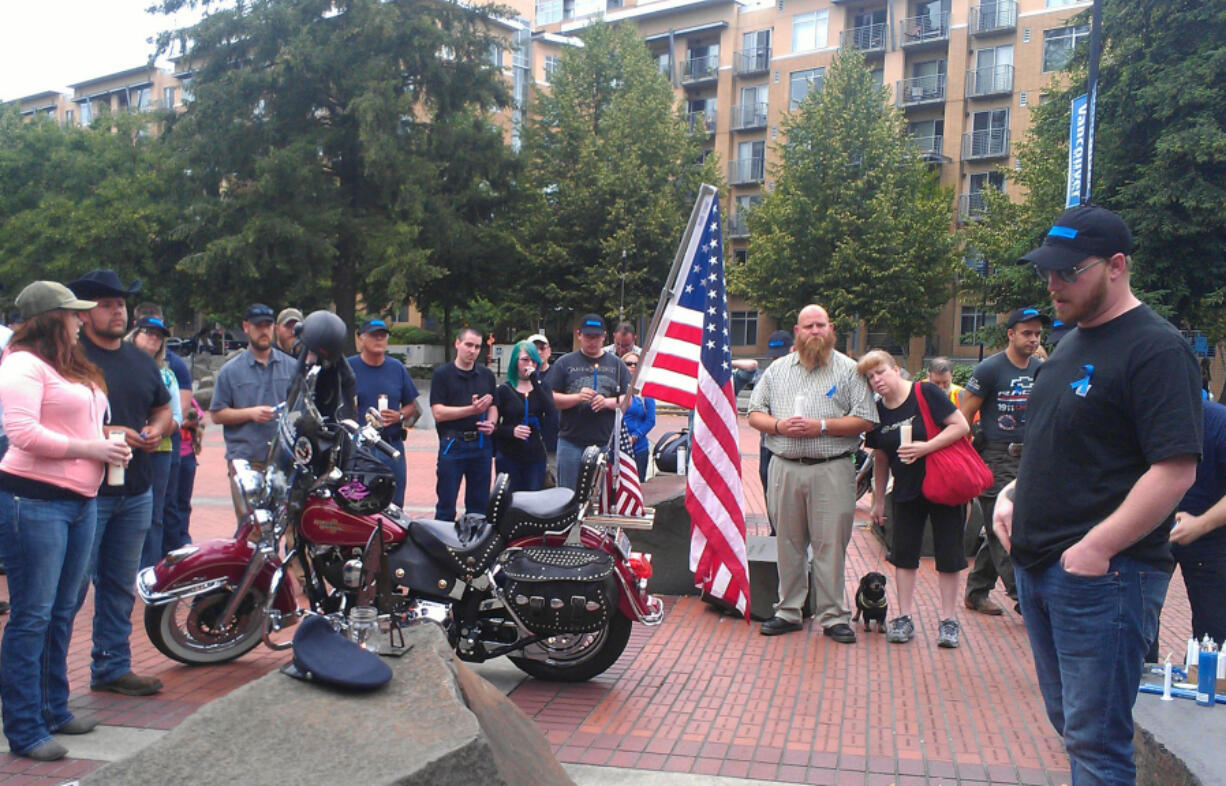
[334, 441, 395, 516]
[500, 546, 618, 635]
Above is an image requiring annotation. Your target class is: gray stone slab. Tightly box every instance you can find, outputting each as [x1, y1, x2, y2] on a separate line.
[634, 476, 696, 596]
[1134, 687, 1226, 785]
[85, 624, 571, 786]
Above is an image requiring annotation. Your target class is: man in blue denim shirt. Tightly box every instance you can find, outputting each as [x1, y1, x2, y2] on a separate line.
[995, 206, 1202, 784]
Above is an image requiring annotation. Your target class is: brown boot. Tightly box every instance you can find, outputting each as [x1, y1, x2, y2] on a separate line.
[964, 595, 1003, 616]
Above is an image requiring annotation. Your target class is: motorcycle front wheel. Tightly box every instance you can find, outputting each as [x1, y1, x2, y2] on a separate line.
[508, 612, 632, 682]
[144, 588, 268, 665]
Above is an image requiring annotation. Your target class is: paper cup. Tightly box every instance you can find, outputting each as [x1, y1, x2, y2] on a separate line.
[106, 430, 126, 486]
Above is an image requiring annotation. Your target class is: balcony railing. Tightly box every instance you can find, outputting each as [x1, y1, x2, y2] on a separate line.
[681, 55, 719, 85]
[839, 23, 887, 55]
[897, 74, 946, 106]
[729, 157, 765, 185]
[970, 1, 1018, 36]
[726, 212, 750, 238]
[962, 128, 1009, 159]
[734, 46, 771, 76]
[965, 64, 1014, 97]
[730, 102, 768, 131]
[686, 108, 717, 135]
[908, 134, 944, 158]
[959, 192, 990, 220]
[899, 12, 949, 47]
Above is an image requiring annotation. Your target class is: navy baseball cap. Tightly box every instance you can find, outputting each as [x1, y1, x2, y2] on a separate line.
[282, 614, 391, 691]
[134, 315, 170, 336]
[579, 314, 606, 336]
[1048, 319, 1073, 346]
[359, 318, 390, 335]
[244, 303, 276, 324]
[1019, 205, 1132, 271]
[766, 329, 791, 358]
[1004, 307, 1050, 329]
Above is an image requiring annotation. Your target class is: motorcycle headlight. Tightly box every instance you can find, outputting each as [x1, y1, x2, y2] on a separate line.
[229, 459, 268, 518]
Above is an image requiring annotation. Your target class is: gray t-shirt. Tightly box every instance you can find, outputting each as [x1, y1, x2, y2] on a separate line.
[963, 351, 1041, 443]
[211, 348, 296, 461]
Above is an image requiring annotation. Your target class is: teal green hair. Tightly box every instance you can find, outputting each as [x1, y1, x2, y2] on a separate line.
[507, 340, 542, 385]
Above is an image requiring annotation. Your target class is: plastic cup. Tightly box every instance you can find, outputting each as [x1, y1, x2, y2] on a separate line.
[378, 394, 388, 412]
[106, 430, 126, 485]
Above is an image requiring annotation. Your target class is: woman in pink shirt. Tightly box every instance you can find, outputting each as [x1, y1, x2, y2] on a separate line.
[0, 282, 130, 762]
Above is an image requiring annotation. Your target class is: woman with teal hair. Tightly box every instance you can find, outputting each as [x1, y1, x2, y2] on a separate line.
[494, 341, 556, 492]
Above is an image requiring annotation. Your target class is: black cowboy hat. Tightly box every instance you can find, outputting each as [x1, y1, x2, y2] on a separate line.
[66, 269, 142, 300]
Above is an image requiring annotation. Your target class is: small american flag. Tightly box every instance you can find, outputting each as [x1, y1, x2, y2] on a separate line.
[601, 410, 645, 517]
[635, 188, 750, 618]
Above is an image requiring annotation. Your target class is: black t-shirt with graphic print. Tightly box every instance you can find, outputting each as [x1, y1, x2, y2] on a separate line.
[964, 351, 1041, 443]
[865, 381, 956, 503]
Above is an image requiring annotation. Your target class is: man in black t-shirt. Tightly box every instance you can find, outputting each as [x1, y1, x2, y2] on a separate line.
[545, 314, 630, 491]
[994, 207, 1202, 784]
[430, 327, 498, 521]
[68, 270, 173, 698]
[959, 307, 1047, 615]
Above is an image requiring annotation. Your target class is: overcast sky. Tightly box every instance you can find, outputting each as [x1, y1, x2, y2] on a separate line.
[0, 0, 212, 102]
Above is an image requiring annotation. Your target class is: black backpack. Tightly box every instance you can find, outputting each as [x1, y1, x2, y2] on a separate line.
[653, 429, 690, 474]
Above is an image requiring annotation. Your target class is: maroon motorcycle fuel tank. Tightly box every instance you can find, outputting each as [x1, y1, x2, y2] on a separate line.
[299, 497, 408, 547]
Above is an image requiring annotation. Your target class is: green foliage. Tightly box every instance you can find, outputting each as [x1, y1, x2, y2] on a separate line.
[515, 20, 722, 337]
[967, 0, 1226, 345]
[0, 108, 191, 320]
[152, 0, 518, 329]
[731, 49, 961, 349]
[387, 324, 441, 344]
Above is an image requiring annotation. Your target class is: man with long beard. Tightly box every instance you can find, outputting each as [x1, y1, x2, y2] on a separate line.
[748, 305, 877, 640]
[994, 205, 1201, 783]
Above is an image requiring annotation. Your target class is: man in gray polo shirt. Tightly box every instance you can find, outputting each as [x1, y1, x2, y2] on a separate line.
[210, 303, 295, 467]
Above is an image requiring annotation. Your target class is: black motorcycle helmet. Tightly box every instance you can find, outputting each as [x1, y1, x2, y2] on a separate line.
[297, 310, 347, 364]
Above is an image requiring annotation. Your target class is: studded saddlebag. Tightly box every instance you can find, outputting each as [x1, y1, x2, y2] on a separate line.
[500, 546, 618, 635]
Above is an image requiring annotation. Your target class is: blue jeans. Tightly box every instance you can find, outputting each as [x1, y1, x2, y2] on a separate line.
[1171, 541, 1226, 643]
[495, 453, 546, 494]
[556, 437, 589, 492]
[0, 492, 96, 755]
[166, 451, 197, 550]
[1015, 554, 1168, 785]
[633, 450, 649, 483]
[160, 434, 182, 551]
[80, 490, 153, 685]
[434, 438, 492, 522]
[376, 440, 407, 508]
[140, 451, 173, 568]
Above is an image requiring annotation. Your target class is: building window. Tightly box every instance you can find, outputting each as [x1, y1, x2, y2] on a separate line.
[132, 87, 152, 111]
[788, 67, 824, 110]
[544, 56, 560, 83]
[870, 67, 884, 88]
[655, 51, 671, 78]
[79, 102, 91, 125]
[163, 87, 176, 108]
[536, 0, 562, 24]
[791, 10, 828, 53]
[959, 307, 997, 345]
[733, 248, 749, 266]
[65, 109, 75, 125]
[180, 77, 194, 103]
[488, 44, 503, 68]
[1042, 25, 1089, 72]
[730, 311, 759, 346]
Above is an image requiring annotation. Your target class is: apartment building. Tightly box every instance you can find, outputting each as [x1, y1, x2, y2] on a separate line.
[531, 0, 1091, 359]
[10, 0, 1092, 360]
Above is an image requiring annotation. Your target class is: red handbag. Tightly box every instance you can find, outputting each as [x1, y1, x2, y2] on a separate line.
[912, 382, 993, 506]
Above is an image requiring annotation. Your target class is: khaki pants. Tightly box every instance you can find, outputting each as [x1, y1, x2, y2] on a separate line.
[767, 456, 855, 626]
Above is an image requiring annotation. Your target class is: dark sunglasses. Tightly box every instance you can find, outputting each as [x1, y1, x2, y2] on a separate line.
[1034, 257, 1105, 285]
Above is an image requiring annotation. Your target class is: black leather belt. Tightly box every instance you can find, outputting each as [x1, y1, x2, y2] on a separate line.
[987, 440, 1023, 458]
[443, 430, 481, 442]
[782, 451, 854, 465]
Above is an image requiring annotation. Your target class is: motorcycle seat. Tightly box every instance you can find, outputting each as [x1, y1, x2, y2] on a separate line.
[409, 514, 505, 579]
[498, 488, 579, 540]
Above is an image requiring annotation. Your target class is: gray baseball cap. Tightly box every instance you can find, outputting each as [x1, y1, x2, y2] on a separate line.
[15, 281, 97, 320]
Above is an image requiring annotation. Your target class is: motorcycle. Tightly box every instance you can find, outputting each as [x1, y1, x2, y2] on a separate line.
[136, 340, 663, 682]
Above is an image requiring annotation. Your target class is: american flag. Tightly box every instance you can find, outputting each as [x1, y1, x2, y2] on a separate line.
[600, 410, 645, 517]
[636, 190, 750, 617]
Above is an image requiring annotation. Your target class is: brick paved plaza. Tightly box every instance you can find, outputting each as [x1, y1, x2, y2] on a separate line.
[0, 414, 1195, 784]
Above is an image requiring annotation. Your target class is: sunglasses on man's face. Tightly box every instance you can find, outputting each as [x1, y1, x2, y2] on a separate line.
[1034, 256, 1106, 285]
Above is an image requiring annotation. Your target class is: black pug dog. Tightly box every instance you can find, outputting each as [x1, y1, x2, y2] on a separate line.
[851, 571, 889, 632]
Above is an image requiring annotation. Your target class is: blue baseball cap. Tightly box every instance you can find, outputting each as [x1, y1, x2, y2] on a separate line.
[134, 315, 170, 336]
[244, 303, 275, 324]
[766, 329, 791, 358]
[359, 318, 390, 335]
[579, 313, 606, 336]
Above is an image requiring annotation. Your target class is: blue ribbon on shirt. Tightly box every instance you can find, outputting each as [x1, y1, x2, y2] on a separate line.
[1070, 364, 1094, 397]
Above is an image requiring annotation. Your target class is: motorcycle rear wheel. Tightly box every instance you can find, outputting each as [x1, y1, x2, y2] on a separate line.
[144, 588, 268, 665]
[508, 612, 632, 682]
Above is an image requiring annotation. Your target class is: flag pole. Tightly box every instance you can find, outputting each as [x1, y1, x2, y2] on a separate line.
[624, 183, 719, 410]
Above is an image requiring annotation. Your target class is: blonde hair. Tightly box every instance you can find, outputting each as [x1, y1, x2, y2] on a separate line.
[855, 349, 897, 377]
